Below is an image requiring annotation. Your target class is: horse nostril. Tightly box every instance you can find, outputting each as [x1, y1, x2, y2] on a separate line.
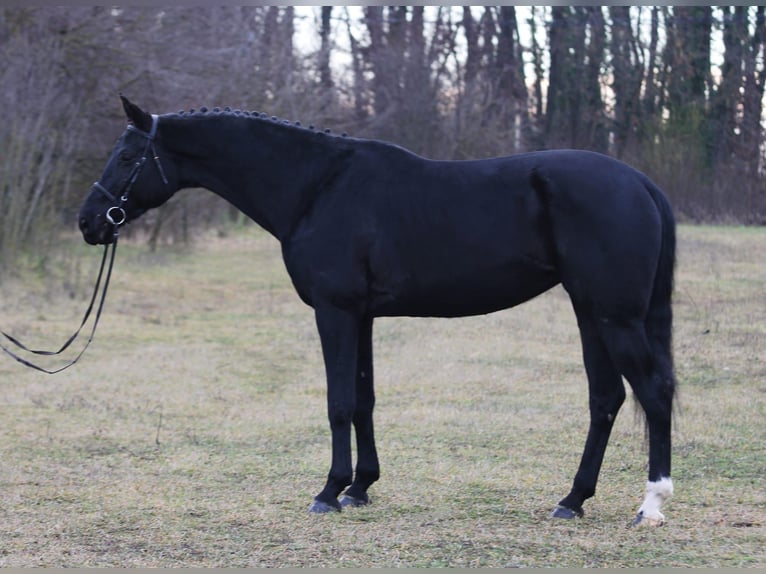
[79, 217, 89, 233]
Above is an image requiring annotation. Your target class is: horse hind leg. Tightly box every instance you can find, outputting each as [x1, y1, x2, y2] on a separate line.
[596, 317, 674, 527]
[554, 311, 626, 519]
[631, 297, 676, 526]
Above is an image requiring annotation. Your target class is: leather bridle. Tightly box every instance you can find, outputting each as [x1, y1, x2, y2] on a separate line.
[92, 114, 168, 235]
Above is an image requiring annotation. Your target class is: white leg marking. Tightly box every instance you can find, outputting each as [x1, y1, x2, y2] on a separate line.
[635, 477, 674, 527]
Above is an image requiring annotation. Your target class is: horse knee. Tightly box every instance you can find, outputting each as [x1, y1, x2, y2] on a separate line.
[328, 402, 354, 430]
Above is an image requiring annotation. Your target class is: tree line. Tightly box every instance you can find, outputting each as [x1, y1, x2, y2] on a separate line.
[1, 6, 764, 269]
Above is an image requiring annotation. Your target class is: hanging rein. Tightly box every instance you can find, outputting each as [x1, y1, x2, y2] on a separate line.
[1, 115, 167, 374]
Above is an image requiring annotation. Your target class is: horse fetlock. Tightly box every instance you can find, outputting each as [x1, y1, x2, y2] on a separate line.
[632, 477, 673, 527]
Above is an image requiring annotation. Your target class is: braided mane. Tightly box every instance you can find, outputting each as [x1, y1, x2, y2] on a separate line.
[171, 106, 348, 137]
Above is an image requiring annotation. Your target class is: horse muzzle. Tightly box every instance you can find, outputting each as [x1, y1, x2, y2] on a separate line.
[79, 215, 118, 245]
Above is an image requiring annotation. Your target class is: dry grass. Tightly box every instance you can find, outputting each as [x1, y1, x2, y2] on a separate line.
[0, 224, 764, 567]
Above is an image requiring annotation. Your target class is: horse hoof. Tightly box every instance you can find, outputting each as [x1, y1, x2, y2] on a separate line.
[551, 505, 584, 519]
[309, 499, 341, 514]
[631, 511, 665, 527]
[339, 493, 369, 508]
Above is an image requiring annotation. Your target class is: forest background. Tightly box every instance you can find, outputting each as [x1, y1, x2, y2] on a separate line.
[1, 5, 765, 270]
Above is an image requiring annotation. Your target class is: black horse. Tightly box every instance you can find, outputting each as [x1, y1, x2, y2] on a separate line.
[79, 96, 676, 526]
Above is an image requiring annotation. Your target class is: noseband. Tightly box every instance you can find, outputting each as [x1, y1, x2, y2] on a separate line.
[92, 114, 168, 233]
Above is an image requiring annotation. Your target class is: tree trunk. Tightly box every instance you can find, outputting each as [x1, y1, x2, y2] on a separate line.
[609, 6, 643, 156]
[462, 7, 480, 87]
[318, 6, 333, 90]
[493, 5, 528, 147]
[741, 6, 766, 169]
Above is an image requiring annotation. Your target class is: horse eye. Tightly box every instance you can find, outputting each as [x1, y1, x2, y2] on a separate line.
[119, 150, 134, 162]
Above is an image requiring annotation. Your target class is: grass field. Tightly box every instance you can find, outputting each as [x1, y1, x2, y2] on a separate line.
[0, 224, 764, 567]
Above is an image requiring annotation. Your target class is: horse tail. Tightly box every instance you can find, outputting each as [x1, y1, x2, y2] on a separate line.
[642, 175, 677, 400]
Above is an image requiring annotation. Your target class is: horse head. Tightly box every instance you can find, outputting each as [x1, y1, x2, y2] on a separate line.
[78, 96, 177, 245]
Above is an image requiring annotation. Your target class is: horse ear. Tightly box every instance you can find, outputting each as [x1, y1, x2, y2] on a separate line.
[120, 94, 153, 133]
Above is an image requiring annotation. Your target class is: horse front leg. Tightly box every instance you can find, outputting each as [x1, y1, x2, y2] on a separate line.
[340, 315, 380, 507]
[309, 306, 360, 514]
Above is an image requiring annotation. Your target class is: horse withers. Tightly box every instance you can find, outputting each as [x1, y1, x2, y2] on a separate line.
[78, 96, 676, 526]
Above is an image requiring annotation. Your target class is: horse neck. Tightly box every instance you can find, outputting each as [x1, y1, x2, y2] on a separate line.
[161, 115, 350, 240]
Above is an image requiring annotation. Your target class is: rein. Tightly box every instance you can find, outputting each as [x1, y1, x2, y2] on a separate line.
[1, 241, 117, 374]
[1, 115, 167, 374]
